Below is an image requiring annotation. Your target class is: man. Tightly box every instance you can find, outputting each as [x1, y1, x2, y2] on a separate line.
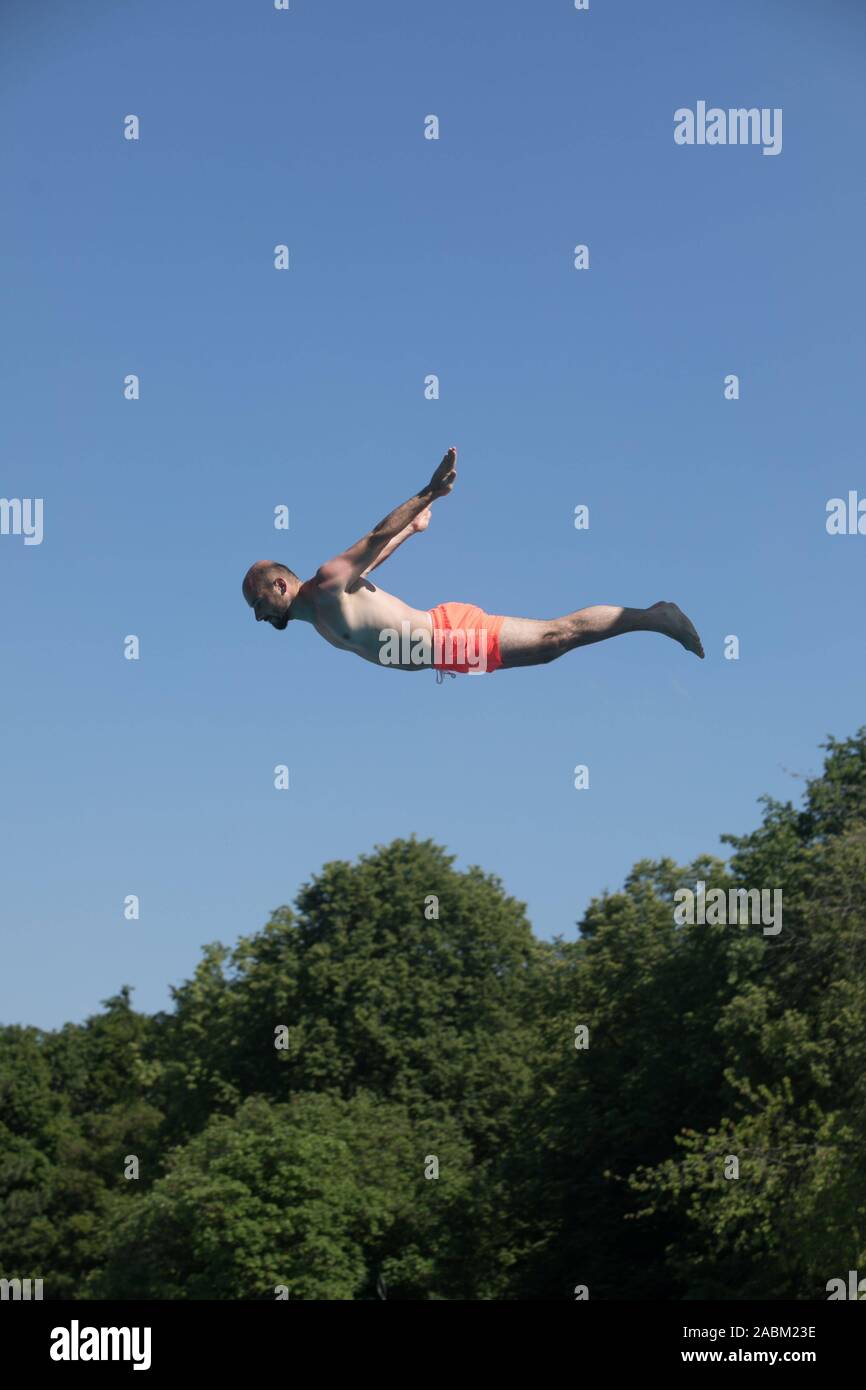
[242, 448, 704, 675]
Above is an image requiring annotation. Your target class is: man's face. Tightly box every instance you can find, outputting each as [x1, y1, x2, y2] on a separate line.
[248, 577, 292, 629]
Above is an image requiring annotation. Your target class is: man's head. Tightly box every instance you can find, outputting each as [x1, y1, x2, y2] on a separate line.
[242, 561, 301, 630]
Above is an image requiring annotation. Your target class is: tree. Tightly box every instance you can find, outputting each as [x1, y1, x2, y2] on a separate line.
[90, 1092, 474, 1300]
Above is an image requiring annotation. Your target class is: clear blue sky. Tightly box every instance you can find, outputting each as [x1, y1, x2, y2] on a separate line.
[2, 0, 864, 1029]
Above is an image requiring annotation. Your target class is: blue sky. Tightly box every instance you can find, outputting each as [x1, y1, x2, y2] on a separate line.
[2, 0, 864, 1028]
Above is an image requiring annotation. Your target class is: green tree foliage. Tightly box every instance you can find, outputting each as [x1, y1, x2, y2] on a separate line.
[88, 1092, 474, 1300]
[0, 993, 162, 1297]
[2, 736, 865, 1299]
[149, 839, 542, 1159]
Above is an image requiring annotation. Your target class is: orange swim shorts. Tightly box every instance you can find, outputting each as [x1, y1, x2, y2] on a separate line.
[427, 601, 506, 675]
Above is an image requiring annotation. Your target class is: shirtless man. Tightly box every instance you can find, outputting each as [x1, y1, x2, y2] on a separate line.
[242, 448, 704, 675]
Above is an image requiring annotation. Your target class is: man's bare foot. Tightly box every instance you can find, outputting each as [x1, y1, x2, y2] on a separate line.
[648, 601, 705, 658]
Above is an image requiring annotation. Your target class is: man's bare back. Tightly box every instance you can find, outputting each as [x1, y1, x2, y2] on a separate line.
[242, 448, 704, 675]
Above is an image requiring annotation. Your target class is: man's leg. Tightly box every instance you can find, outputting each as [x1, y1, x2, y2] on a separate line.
[498, 601, 704, 669]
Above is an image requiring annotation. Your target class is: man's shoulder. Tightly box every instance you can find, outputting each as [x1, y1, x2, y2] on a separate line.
[302, 571, 355, 618]
[312, 558, 353, 592]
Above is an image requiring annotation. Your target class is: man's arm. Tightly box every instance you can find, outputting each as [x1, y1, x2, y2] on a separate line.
[317, 448, 456, 589]
[359, 507, 431, 579]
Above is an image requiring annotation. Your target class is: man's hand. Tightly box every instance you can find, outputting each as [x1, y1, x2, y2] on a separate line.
[427, 447, 457, 499]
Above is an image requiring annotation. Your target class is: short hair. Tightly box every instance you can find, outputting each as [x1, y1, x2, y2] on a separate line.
[242, 560, 298, 601]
